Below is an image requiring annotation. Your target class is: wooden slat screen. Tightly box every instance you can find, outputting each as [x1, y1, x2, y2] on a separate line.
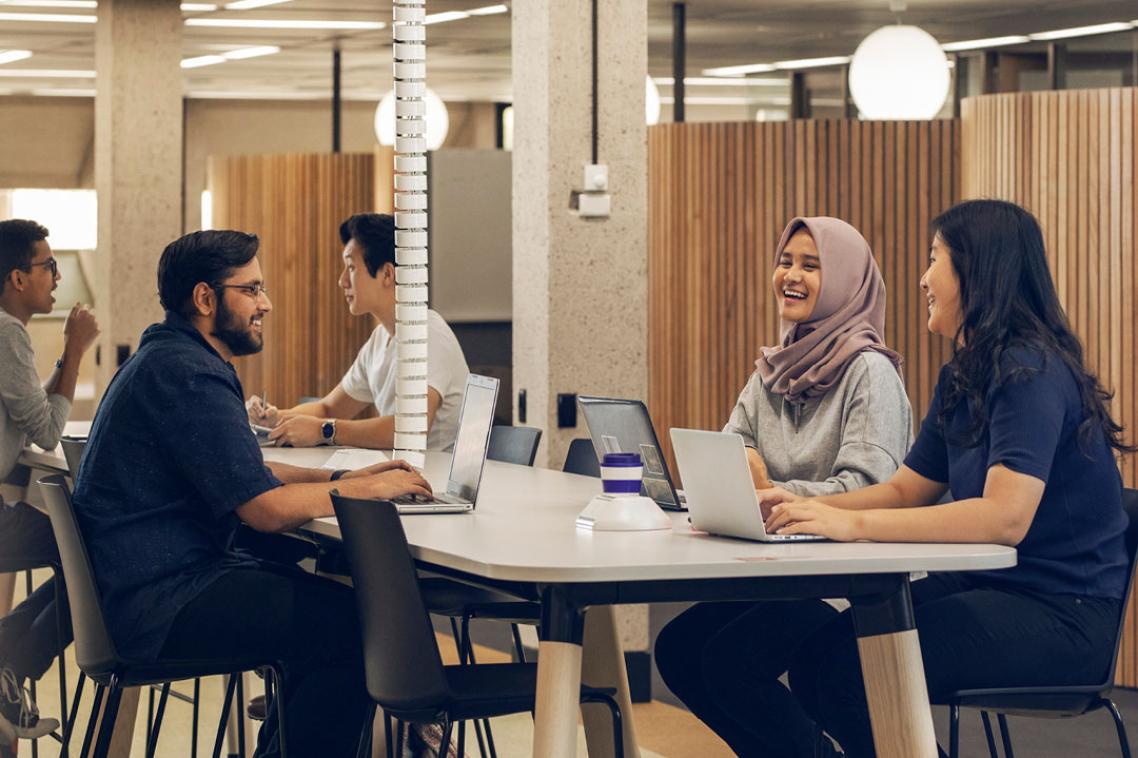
[207, 152, 391, 408]
[962, 88, 1138, 686]
[647, 121, 960, 474]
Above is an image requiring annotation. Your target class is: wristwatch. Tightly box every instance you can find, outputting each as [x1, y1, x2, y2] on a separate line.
[321, 419, 337, 445]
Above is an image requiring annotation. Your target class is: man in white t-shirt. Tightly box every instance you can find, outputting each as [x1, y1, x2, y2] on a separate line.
[249, 213, 469, 450]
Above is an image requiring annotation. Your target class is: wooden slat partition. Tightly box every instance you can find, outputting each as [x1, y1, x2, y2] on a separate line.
[647, 121, 960, 474]
[208, 151, 392, 407]
[962, 88, 1138, 686]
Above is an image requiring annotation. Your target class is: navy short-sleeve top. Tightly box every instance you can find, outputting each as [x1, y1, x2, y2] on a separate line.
[73, 312, 283, 660]
[904, 346, 1128, 599]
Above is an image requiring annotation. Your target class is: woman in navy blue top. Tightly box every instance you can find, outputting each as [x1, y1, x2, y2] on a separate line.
[703, 200, 1130, 758]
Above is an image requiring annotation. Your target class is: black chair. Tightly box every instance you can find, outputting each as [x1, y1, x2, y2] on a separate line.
[563, 438, 601, 477]
[943, 487, 1138, 758]
[486, 426, 542, 467]
[37, 475, 285, 758]
[331, 493, 624, 758]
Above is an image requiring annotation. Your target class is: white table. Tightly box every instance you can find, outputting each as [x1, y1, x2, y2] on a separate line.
[22, 437, 1018, 758]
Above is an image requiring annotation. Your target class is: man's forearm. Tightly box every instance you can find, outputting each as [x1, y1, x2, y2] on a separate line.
[331, 416, 398, 450]
[266, 461, 334, 484]
[43, 347, 82, 402]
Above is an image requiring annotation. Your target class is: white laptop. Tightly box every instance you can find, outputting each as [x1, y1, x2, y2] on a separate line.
[392, 373, 499, 514]
[670, 428, 824, 542]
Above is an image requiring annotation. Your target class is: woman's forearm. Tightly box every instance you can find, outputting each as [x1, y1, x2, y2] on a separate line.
[857, 497, 1024, 545]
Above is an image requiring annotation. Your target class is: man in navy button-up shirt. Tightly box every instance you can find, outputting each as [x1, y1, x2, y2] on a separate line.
[74, 230, 431, 758]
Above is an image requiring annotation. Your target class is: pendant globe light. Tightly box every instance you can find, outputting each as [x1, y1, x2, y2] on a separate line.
[848, 24, 950, 119]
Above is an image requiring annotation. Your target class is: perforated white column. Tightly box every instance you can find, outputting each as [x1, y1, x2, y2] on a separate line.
[392, 0, 429, 467]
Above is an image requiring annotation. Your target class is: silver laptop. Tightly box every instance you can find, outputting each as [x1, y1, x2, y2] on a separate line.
[670, 428, 824, 542]
[393, 373, 499, 514]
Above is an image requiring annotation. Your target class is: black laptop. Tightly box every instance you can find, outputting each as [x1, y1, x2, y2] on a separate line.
[577, 396, 685, 511]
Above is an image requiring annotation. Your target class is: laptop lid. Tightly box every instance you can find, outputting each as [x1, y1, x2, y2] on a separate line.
[669, 428, 771, 541]
[444, 373, 500, 503]
[578, 396, 682, 510]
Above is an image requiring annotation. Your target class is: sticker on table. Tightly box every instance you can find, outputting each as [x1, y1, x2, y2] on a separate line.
[639, 444, 665, 475]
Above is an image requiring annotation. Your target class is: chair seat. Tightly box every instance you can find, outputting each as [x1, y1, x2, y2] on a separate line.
[386, 662, 615, 724]
[945, 685, 1109, 718]
[419, 577, 540, 623]
[84, 656, 278, 689]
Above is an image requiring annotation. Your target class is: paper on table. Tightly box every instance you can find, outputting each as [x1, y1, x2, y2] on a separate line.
[321, 448, 389, 471]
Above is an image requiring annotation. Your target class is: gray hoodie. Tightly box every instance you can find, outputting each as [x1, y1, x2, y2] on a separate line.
[723, 351, 912, 497]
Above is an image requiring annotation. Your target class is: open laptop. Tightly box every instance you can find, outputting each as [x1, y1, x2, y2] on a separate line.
[670, 428, 824, 542]
[391, 373, 499, 514]
[578, 396, 686, 511]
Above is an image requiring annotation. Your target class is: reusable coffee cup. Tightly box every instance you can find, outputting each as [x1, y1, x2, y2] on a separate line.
[599, 452, 643, 495]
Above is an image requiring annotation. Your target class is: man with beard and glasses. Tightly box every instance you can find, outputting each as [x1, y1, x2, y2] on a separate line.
[72, 230, 433, 758]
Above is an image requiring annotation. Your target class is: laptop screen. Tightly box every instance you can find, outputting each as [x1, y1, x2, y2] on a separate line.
[578, 396, 681, 508]
[446, 374, 500, 502]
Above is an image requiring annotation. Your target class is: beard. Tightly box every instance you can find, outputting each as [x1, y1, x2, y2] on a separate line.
[212, 295, 263, 356]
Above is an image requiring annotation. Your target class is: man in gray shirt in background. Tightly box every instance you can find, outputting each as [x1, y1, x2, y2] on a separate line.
[0, 219, 98, 754]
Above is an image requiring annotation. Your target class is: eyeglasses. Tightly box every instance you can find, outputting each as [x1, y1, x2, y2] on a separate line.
[29, 258, 58, 277]
[214, 282, 269, 299]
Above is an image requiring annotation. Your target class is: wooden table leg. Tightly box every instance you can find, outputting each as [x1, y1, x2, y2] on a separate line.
[85, 686, 141, 758]
[581, 607, 641, 758]
[533, 586, 586, 758]
[851, 576, 937, 758]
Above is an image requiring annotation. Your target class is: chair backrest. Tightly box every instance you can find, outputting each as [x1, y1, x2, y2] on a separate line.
[37, 475, 120, 677]
[486, 425, 542, 467]
[1103, 487, 1138, 688]
[331, 493, 451, 711]
[563, 438, 600, 477]
[60, 437, 87, 480]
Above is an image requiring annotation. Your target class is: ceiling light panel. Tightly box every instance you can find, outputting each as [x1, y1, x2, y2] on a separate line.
[185, 18, 384, 30]
[224, 0, 292, 9]
[940, 35, 1030, 52]
[0, 48, 32, 64]
[0, 1, 94, 8]
[0, 67, 93, 76]
[701, 63, 777, 76]
[0, 11, 93, 22]
[1028, 22, 1134, 41]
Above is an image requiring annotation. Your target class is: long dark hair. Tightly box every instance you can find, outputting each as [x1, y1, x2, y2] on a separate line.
[932, 199, 1132, 454]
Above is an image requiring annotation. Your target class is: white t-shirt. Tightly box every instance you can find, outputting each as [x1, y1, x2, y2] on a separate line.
[340, 310, 470, 450]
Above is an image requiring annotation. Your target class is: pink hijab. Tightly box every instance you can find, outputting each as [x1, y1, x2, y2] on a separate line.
[755, 216, 902, 402]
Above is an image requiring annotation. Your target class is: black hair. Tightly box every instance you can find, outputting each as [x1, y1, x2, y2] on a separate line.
[157, 230, 260, 319]
[932, 199, 1132, 454]
[0, 219, 49, 291]
[339, 213, 395, 277]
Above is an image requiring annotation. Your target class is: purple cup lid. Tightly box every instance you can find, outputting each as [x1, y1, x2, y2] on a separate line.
[602, 452, 641, 467]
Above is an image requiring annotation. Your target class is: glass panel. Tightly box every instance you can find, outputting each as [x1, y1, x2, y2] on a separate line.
[7, 189, 97, 251]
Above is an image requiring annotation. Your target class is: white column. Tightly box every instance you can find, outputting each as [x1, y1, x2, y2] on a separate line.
[94, 0, 182, 393]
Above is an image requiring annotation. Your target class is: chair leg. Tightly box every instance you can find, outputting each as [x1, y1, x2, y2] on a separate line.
[440, 718, 454, 758]
[53, 568, 70, 758]
[383, 711, 393, 758]
[997, 713, 1014, 758]
[949, 703, 959, 758]
[980, 711, 999, 758]
[450, 617, 490, 758]
[80, 684, 105, 758]
[510, 624, 526, 663]
[63, 672, 86, 755]
[460, 617, 497, 758]
[1104, 698, 1133, 758]
[192, 677, 201, 758]
[236, 673, 247, 758]
[24, 572, 37, 758]
[92, 677, 124, 758]
[271, 666, 288, 758]
[212, 671, 239, 758]
[144, 682, 171, 758]
[395, 720, 405, 756]
[457, 719, 466, 758]
[356, 703, 376, 758]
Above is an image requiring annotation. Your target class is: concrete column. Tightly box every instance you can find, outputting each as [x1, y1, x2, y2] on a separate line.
[512, 0, 648, 469]
[512, 0, 651, 690]
[94, 0, 183, 392]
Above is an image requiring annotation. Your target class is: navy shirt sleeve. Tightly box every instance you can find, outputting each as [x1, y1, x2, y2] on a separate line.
[143, 357, 281, 521]
[985, 354, 1067, 482]
[904, 367, 950, 483]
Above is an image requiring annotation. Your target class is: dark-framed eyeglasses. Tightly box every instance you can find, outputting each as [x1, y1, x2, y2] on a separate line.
[214, 282, 269, 299]
[29, 258, 58, 277]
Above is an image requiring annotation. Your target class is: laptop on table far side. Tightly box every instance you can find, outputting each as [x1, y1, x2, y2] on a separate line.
[670, 428, 824, 542]
[390, 373, 499, 514]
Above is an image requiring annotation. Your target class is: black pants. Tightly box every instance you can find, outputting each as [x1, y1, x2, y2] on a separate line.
[654, 573, 1120, 758]
[0, 501, 71, 682]
[159, 563, 369, 758]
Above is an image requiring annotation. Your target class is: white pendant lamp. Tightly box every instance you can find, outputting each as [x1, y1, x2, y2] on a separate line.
[645, 75, 661, 125]
[374, 86, 450, 151]
[848, 24, 950, 119]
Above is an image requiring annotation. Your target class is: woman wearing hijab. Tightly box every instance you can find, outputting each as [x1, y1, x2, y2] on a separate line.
[756, 200, 1129, 757]
[654, 216, 912, 758]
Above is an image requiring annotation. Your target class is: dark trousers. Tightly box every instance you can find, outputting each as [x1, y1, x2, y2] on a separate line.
[159, 564, 369, 758]
[0, 501, 71, 682]
[654, 573, 1120, 758]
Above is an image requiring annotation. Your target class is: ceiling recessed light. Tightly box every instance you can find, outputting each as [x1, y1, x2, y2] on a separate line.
[185, 17, 384, 30]
[0, 67, 94, 77]
[467, 4, 509, 15]
[0, 11, 94, 22]
[941, 35, 1031, 52]
[0, 49, 33, 65]
[423, 11, 468, 25]
[222, 45, 280, 60]
[701, 63, 777, 77]
[1028, 22, 1134, 41]
[180, 3, 218, 10]
[181, 54, 226, 69]
[773, 56, 850, 70]
[0, 1, 95, 8]
[653, 76, 786, 88]
[224, 0, 292, 9]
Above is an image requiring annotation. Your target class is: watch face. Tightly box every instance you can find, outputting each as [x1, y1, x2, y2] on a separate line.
[322, 421, 334, 439]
